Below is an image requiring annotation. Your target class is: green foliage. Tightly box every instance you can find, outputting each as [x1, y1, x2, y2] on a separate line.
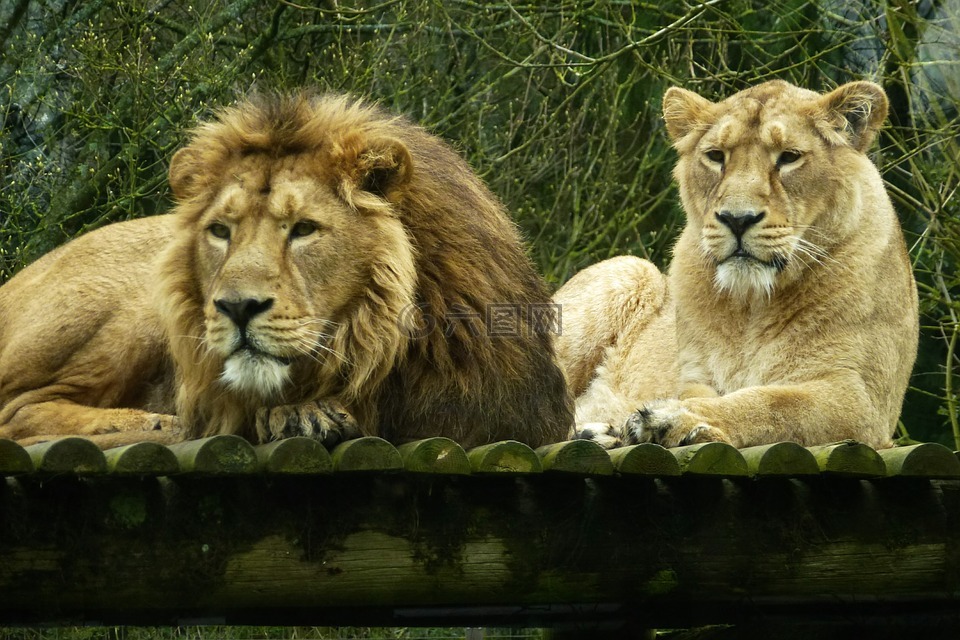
[0, 0, 958, 444]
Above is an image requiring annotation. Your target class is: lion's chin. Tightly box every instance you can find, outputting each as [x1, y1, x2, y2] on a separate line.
[714, 257, 778, 301]
[220, 350, 291, 398]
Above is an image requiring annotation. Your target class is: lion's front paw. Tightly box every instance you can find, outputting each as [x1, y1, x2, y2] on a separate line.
[624, 400, 728, 448]
[256, 400, 360, 448]
[573, 422, 623, 449]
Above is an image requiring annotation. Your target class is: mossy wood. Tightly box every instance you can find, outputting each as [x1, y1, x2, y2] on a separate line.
[466, 440, 542, 474]
[535, 439, 614, 475]
[878, 442, 960, 478]
[0, 439, 32, 475]
[24, 437, 107, 475]
[105, 442, 180, 476]
[739, 442, 820, 477]
[329, 436, 402, 472]
[670, 442, 748, 476]
[609, 443, 681, 476]
[1, 438, 959, 628]
[808, 441, 886, 477]
[396, 437, 471, 474]
[256, 437, 332, 475]
[167, 435, 258, 475]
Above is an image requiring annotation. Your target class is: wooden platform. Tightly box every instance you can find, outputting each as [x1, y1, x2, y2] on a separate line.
[2, 435, 960, 631]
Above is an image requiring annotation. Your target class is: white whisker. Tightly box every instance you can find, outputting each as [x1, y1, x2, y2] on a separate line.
[313, 341, 351, 365]
[296, 318, 341, 329]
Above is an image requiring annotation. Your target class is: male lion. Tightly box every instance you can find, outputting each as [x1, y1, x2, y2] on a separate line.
[0, 93, 573, 449]
[556, 80, 918, 450]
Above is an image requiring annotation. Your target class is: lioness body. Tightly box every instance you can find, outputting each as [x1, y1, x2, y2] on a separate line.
[557, 80, 918, 449]
[0, 93, 572, 449]
[553, 256, 677, 433]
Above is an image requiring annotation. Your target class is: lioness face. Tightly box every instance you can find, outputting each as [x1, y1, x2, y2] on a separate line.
[193, 155, 394, 398]
[690, 105, 817, 298]
[663, 81, 887, 299]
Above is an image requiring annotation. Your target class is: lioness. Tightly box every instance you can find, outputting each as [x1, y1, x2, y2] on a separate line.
[556, 80, 918, 449]
[0, 93, 573, 449]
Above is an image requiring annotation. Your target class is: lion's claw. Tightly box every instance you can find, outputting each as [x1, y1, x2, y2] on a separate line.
[256, 400, 360, 447]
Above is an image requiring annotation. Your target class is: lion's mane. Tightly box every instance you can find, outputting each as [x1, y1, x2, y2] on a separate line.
[159, 93, 572, 448]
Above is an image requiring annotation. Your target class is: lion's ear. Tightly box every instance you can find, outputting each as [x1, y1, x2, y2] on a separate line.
[168, 147, 204, 200]
[345, 137, 413, 203]
[662, 87, 715, 144]
[816, 81, 888, 152]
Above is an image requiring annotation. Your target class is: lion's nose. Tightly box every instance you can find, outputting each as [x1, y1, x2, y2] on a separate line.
[715, 210, 765, 238]
[214, 297, 274, 330]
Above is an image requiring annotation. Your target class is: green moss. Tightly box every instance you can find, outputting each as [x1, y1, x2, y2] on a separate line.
[107, 493, 148, 530]
[645, 569, 680, 596]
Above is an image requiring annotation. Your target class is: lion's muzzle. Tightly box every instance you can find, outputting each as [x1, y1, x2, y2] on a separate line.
[214, 296, 274, 332]
[211, 295, 293, 397]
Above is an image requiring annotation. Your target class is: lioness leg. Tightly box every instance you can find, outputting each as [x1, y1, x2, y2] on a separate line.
[553, 256, 678, 440]
[1, 400, 182, 448]
[625, 375, 890, 450]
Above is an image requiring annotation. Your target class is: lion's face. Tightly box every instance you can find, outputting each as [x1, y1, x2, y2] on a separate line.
[166, 110, 418, 404]
[193, 160, 376, 397]
[663, 80, 888, 299]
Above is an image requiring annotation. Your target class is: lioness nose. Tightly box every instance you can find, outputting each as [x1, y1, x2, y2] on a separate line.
[214, 297, 274, 329]
[716, 210, 765, 238]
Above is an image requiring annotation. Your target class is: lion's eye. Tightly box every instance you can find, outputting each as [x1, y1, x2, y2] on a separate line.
[777, 150, 802, 168]
[208, 223, 231, 240]
[705, 149, 725, 165]
[289, 221, 318, 239]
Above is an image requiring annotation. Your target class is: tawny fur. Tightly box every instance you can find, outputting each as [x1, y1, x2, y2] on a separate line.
[556, 80, 918, 449]
[0, 217, 180, 448]
[553, 256, 678, 437]
[0, 93, 573, 449]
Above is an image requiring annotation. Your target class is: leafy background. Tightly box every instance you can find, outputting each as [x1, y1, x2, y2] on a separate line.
[1, 0, 958, 446]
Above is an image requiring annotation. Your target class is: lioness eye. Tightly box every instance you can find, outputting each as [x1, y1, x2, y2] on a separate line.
[778, 150, 802, 167]
[705, 149, 725, 165]
[208, 223, 230, 240]
[290, 221, 318, 239]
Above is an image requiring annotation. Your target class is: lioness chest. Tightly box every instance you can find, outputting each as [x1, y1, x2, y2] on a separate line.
[679, 282, 841, 395]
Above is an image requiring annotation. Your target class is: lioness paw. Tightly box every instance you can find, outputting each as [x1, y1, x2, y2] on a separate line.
[624, 399, 724, 448]
[625, 399, 686, 444]
[574, 422, 623, 449]
[678, 424, 728, 446]
[257, 401, 360, 448]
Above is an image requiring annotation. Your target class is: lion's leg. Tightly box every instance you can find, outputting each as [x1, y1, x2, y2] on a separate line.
[625, 375, 889, 449]
[16, 430, 181, 448]
[2, 400, 182, 448]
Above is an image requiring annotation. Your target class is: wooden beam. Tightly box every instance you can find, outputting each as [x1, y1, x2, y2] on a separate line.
[1, 437, 959, 629]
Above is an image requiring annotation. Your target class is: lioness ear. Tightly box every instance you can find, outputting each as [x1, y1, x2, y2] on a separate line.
[817, 81, 888, 152]
[342, 136, 413, 203]
[168, 147, 203, 200]
[662, 87, 715, 144]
